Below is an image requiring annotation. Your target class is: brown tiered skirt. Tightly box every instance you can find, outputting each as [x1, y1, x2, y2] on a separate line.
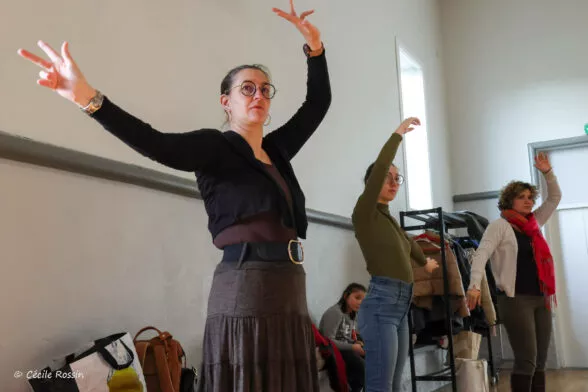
[197, 260, 319, 392]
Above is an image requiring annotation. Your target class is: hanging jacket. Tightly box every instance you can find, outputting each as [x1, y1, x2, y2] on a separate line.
[312, 324, 348, 392]
[410, 233, 469, 317]
[454, 212, 499, 303]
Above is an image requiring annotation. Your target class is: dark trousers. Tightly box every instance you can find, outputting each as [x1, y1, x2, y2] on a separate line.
[499, 295, 552, 376]
[339, 348, 365, 392]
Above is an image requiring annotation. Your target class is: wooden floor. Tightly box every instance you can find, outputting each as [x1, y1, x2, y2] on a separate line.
[438, 369, 588, 392]
[494, 370, 588, 392]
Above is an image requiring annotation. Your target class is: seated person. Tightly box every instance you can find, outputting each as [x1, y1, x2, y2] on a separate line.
[319, 283, 367, 392]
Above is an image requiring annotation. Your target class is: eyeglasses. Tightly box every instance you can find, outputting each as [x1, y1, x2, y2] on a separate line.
[225, 80, 276, 99]
[386, 174, 405, 185]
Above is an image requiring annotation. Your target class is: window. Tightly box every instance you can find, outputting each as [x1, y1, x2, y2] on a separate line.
[397, 45, 433, 210]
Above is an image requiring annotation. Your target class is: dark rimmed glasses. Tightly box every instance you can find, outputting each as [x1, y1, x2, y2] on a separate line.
[225, 80, 276, 99]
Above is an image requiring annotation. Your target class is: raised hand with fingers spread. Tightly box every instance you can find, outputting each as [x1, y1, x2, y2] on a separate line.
[272, 0, 322, 51]
[18, 41, 96, 107]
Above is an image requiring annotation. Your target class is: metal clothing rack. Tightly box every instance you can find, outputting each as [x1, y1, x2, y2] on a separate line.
[484, 324, 500, 385]
[400, 207, 500, 391]
[400, 207, 458, 392]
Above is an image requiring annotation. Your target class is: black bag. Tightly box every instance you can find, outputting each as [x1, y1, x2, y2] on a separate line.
[180, 367, 197, 392]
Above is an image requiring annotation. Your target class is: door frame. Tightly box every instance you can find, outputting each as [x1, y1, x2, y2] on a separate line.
[528, 134, 588, 185]
[528, 134, 588, 369]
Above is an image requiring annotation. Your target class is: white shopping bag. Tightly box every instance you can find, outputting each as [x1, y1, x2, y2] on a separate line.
[455, 358, 490, 392]
[29, 332, 146, 392]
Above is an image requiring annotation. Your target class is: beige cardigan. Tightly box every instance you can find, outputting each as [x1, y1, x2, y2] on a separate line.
[468, 170, 562, 298]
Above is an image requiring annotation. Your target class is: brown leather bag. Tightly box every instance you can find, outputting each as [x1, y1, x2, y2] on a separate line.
[134, 326, 186, 392]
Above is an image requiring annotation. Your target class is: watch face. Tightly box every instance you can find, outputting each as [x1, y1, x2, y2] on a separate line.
[91, 93, 104, 109]
[84, 91, 104, 113]
[94, 92, 104, 105]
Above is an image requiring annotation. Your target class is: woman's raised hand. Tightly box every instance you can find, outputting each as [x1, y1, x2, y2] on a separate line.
[273, 0, 322, 50]
[18, 41, 96, 107]
[394, 117, 421, 136]
[534, 152, 552, 174]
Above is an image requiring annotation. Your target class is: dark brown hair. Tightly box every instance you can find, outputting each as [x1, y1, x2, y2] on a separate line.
[220, 64, 271, 96]
[498, 181, 538, 211]
[364, 162, 397, 185]
[337, 283, 367, 319]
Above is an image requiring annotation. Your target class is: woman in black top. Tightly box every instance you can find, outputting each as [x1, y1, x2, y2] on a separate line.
[18, 1, 331, 390]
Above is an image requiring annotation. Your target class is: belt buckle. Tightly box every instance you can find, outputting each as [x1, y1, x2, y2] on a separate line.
[288, 240, 304, 265]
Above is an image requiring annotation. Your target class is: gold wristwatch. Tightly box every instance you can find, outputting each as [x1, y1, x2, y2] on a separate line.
[81, 90, 104, 115]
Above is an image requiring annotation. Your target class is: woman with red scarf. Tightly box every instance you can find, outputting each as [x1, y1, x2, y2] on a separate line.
[466, 152, 561, 392]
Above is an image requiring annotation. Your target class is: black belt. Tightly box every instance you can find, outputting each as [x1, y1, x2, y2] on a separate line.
[222, 241, 304, 264]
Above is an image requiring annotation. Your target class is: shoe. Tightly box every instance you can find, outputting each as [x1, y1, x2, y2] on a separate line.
[531, 371, 545, 392]
[510, 373, 532, 392]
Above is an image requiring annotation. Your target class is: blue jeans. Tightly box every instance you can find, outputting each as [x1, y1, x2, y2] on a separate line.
[357, 276, 413, 392]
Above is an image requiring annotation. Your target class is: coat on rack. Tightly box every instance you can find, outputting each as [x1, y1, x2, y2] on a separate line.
[411, 235, 469, 318]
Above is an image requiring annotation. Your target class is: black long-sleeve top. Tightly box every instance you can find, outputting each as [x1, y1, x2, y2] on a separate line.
[91, 51, 331, 242]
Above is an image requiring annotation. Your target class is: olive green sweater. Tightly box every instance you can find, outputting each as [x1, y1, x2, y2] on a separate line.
[352, 133, 427, 283]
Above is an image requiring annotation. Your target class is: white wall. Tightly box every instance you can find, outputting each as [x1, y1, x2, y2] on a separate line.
[3, 0, 453, 218]
[441, 0, 588, 368]
[0, 158, 215, 385]
[0, 157, 370, 391]
[441, 0, 588, 197]
[0, 0, 452, 390]
[294, 0, 454, 217]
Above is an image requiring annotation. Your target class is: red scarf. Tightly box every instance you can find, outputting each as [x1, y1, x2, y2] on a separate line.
[502, 209, 557, 308]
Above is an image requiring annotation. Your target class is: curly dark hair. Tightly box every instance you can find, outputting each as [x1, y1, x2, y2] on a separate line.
[498, 181, 538, 211]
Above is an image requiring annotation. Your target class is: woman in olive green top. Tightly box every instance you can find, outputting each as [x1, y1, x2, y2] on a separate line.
[353, 117, 438, 391]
